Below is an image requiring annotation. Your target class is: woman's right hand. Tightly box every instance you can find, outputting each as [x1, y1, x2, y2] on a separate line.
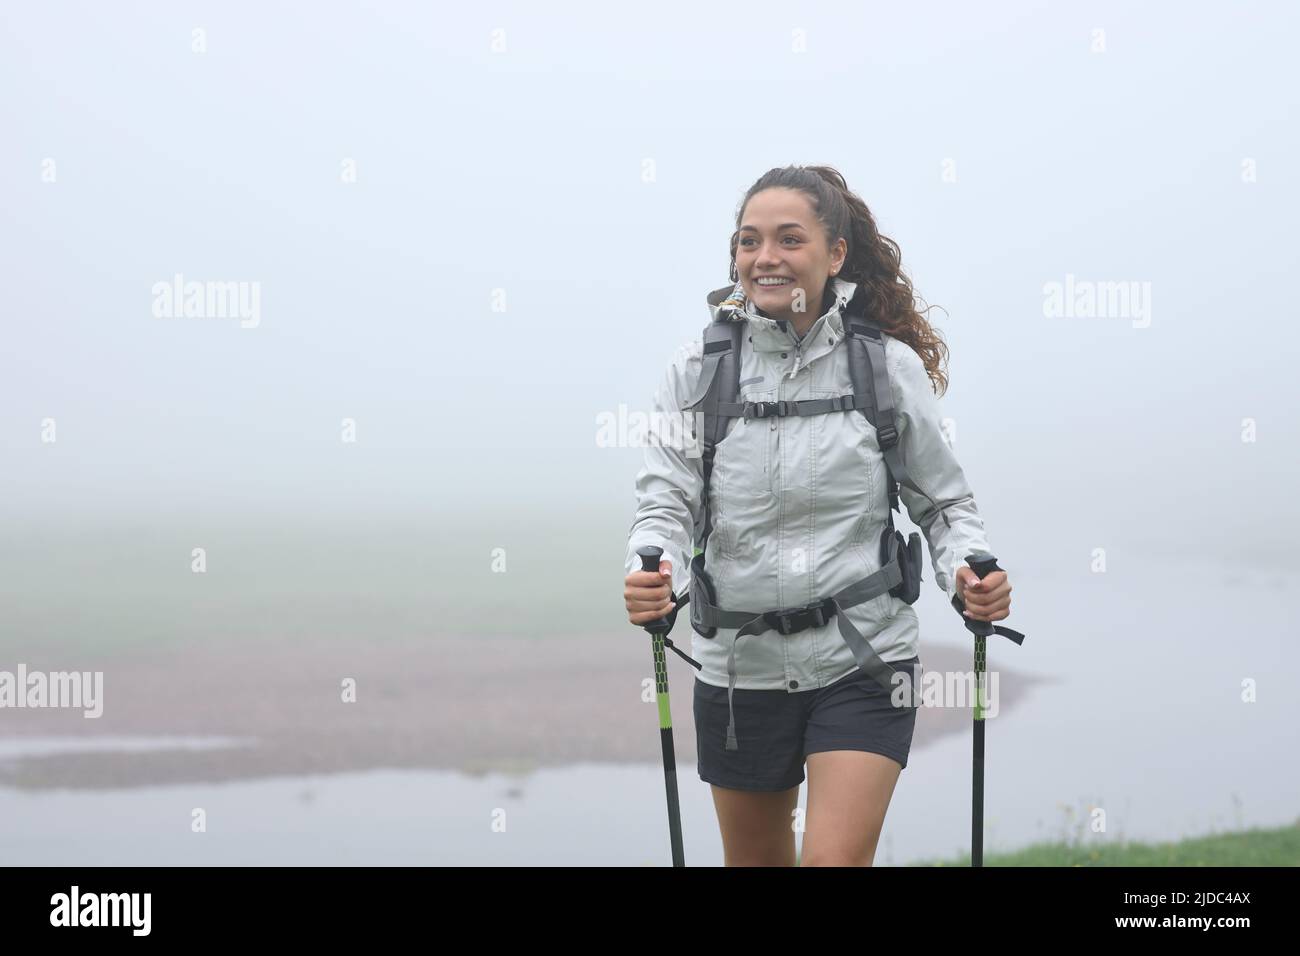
[625, 559, 676, 627]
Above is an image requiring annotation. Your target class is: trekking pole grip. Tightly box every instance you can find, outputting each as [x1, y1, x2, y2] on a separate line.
[957, 552, 1001, 637]
[637, 546, 671, 634]
[965, 552, 1001, 579]
[638, 545, 664, 573]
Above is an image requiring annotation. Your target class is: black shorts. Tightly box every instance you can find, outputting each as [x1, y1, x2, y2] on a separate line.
[693, 656, 921, 792]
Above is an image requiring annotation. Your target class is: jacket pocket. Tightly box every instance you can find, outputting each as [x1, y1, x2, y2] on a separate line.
[710, 387, 775, 557]
[808, 387, 878, 501]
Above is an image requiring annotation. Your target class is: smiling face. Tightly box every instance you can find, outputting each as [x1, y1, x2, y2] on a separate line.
[735, 187, 847, 327]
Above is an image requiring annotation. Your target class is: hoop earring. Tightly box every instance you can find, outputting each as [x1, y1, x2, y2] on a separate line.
[729, 260, 738, 283]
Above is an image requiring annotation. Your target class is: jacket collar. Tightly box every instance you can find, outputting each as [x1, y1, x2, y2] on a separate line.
[706, 276, 859, 362]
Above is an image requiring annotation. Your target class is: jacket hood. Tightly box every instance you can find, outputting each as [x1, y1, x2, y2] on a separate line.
[706, 277, 859, 338]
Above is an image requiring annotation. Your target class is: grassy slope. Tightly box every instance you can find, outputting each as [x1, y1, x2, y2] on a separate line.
[905, 819, 1300, 866]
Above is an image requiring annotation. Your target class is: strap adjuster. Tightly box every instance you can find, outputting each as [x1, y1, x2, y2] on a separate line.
[744, 400, 789, 421]
[763, 597, 837, 635]
[877, 423, 898, 448]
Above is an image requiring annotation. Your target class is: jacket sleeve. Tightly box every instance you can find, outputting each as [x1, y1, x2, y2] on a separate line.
[887, 340, 991, 598]
[624, 339, 706, 600]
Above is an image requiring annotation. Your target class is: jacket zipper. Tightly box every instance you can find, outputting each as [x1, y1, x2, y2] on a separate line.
[786, 323, 804, 378]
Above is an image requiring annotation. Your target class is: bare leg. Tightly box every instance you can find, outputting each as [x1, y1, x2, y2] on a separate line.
[800, 751, 902, 866]
[708, 783, 801, 866]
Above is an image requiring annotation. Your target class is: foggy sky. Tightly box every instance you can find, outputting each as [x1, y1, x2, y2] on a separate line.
[2, 1, 1296, 567]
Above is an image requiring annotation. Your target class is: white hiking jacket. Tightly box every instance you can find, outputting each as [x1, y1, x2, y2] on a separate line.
[625, 277, 991, 691]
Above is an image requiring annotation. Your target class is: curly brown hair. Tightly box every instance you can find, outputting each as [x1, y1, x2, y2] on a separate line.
[728, 165, 950, 396]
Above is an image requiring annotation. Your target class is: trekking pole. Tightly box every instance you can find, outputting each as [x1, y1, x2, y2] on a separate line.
[636, 545, 686, 867]
[952, 552, 1026, 868]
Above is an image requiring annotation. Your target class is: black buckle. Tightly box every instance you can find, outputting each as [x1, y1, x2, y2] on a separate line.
[744, 400, 790, 422]
[763, 597, 837, 635]
[743, 400, 780, 421]
[877, 423, 898, 448]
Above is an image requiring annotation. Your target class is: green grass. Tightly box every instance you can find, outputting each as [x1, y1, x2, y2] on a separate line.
[907, 818, 1300, 866]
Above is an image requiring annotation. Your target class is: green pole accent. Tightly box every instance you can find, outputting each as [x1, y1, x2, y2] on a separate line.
[654, 634, 672, 728]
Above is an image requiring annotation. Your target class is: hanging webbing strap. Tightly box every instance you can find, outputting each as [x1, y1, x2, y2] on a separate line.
[691, 534, 919, 752]
[661, 629, 702, 669]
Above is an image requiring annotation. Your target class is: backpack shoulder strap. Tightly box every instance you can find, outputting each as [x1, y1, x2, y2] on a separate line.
[678, 319, 741, 406]
[686, 318, 744, 558]
[842, 309, 919, 516]
[677, 319, 744, 427]
[699, 320, 744, 445]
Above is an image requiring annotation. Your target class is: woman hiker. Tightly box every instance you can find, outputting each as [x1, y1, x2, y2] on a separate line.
[623, 165, 1013, 866]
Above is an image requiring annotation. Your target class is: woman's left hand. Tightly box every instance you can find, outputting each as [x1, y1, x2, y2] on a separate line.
[954, 565, 1012, 622]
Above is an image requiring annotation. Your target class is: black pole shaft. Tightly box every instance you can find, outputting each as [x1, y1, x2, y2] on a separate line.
[638, 545, 685, 867]
[973, 684, 985, 867]
[660, 726, 684, 864]
[964, 553, 1000, 869]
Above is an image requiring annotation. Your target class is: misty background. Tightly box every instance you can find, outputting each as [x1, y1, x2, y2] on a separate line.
[1, 1, 1297, 865]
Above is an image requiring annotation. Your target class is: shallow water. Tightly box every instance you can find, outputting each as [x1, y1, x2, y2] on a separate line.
[1, 543, 1295, 865]
[0, 657, 1291, 868]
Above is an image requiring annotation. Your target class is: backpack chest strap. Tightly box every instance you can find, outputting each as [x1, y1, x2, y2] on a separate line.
[714, 394, 873, 422]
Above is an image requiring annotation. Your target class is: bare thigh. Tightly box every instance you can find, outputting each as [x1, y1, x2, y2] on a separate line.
[800, 750, 902, 866]
[709, 783, 801, 866]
